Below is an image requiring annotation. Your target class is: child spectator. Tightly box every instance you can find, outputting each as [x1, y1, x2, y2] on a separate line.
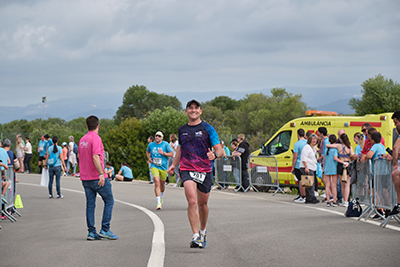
[105, 161, 115, 180]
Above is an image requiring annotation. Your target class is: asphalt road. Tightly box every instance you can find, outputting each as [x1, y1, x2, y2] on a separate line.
[1, 173, 400, 267]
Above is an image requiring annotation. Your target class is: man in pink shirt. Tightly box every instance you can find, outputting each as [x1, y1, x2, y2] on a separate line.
[79, 115, 118, 240]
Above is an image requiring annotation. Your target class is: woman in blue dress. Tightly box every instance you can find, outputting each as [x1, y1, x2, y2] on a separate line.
[324, 135, 341, 207]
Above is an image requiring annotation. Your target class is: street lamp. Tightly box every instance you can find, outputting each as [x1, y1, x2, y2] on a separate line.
[42, 96, 46, 120]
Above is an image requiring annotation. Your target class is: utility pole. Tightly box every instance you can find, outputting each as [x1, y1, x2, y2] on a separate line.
[42, 96, 46, 120]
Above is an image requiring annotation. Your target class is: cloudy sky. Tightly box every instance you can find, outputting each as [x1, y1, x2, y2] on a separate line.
[1, 0, 399, 108]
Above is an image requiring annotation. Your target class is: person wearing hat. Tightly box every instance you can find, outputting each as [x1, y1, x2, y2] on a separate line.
[167, 99, 224, 249]
[146, 130, 173, 210]
[37, 134, 48, 174]
[62, 142, 68, 176]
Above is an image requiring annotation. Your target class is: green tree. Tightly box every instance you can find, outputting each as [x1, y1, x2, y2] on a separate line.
[102, 117, 148, 179]
[349, 74, 400, 115]
[202, 96, 239, 112]
[142, 106, 188, 139]
[114, 85, 182, 124]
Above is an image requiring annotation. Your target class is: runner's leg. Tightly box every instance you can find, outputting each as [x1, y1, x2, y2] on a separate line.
[197, 190, 210, 231]
[184, 180, 199, 234]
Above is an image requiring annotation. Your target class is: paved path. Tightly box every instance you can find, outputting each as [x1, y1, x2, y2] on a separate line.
[1, 173, 400, 267]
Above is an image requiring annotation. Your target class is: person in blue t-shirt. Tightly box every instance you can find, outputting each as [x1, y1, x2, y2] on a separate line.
[44, 136, 67, 199]
[292, 128, 307, 203]
[146, 131, 173, 210]
[38, 134, 48, 174]
[364, 132, 386, 174]
[105, 161, 115, 180]
[115, 162, 133, 181]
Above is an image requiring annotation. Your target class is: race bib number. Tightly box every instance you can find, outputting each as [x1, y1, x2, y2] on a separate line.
[189, 171, 206, 184]
[153, 158, 162, 166]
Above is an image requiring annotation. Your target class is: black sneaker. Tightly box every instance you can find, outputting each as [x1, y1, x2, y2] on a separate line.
[387, 204, 400, 217]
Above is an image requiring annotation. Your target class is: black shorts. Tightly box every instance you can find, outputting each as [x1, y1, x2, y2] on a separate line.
[294, 168, 302, 183]
[180, 170, 212, 194]
[39, 156, 46, 162]
[337, 164, 350, 176]
[123, 177, 133, 182]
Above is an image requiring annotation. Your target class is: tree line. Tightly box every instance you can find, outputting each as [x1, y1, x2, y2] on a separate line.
[1, 74, 398, 179]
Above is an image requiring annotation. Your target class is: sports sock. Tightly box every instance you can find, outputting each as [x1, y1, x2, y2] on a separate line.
[200, 229, 206, 235]
[156, 196, 161, 204]
[160, 192, 164, 198]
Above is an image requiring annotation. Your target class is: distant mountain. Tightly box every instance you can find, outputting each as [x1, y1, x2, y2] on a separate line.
[314, 98, 356, 115]
[0, 86, 361, 124]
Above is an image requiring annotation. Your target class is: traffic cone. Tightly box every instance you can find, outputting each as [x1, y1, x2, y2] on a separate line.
[15, 194, 23, 208]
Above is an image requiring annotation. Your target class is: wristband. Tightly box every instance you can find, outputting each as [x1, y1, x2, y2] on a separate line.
[99, 173, 104, 177]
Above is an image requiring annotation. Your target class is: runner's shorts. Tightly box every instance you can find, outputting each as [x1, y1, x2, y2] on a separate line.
[180, 170, 213, 194]
[151, 167, 168, 181]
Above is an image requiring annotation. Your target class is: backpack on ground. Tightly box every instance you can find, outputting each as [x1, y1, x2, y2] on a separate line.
[73, 142, 78, 154]
[345, 198, 362, 217]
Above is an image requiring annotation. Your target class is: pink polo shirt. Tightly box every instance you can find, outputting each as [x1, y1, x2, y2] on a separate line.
[78, 131, 104, 181]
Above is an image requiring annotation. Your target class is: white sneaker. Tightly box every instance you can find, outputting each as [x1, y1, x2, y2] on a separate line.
[294, 197, 305, 203]
[320, 193, 326, 198]
[174, 184, 179, 187]
[314, 191, 319, 197]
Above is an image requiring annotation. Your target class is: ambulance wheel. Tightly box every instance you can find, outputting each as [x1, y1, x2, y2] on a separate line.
[253, 175, 270, 192]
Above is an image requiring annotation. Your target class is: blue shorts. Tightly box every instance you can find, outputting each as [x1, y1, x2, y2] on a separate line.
[180, 170, 212, 194]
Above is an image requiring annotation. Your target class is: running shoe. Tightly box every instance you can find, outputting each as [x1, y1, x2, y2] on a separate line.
[57, 195, 64, 199]
[314, 191, 319, 197]
[1, 195, 7, 204]
[160, 198, 164, 207]
[98, 230, 118, 240]
[332, 202, 338, 207]
[190, 235, 200, 248]
[156, 202, 162, 210]
[49, 195, 54, 199]
[343, 201, 349, 207]
[87, 232, 102, 241]
[294, 197, 305, 203]
[326, 203, 331, 207]
[388, 204, 400, 216]
[199, 231, 207, 249]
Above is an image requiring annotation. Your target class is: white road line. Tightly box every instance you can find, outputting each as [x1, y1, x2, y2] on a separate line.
[18, 182, 165, 267]
[220, 191, 400, 232]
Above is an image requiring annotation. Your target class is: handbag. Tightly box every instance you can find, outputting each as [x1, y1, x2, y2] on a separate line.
[342, 168, 348, 183]
[316, 162, 322, 179]
[40, 169, 49, 187]
[13, 159, 20, 170]
[301, 174, 314, 188]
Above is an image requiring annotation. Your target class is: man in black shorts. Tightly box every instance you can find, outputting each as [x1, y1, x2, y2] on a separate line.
[167, 99, 224, 249]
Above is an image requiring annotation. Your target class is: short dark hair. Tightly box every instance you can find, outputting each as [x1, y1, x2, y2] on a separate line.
[392, 111, 400, 121]
[86, 115, 99, 131]
[297, 128, 305, 137]
[362, 122, 372, 129]
[318, 127, 327, 136]
[371, 132, 381, 143]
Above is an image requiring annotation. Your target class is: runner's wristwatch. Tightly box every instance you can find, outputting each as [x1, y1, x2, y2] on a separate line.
[213, 151, 218, 159]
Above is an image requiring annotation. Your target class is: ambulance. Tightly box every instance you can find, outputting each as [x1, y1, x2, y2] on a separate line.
[249, 111, 396, 191]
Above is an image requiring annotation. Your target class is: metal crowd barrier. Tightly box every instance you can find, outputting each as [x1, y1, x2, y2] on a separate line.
[214, 156, 243, 192]
[352, 160, 373, 220]
[352, 159, 399, 227]
[248, 155, 284, 196]
[2, 166, 21, 222]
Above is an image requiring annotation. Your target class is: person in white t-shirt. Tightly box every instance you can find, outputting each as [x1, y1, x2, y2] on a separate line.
[23, 137, 33, 173]
[169, 133, 181, 187]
